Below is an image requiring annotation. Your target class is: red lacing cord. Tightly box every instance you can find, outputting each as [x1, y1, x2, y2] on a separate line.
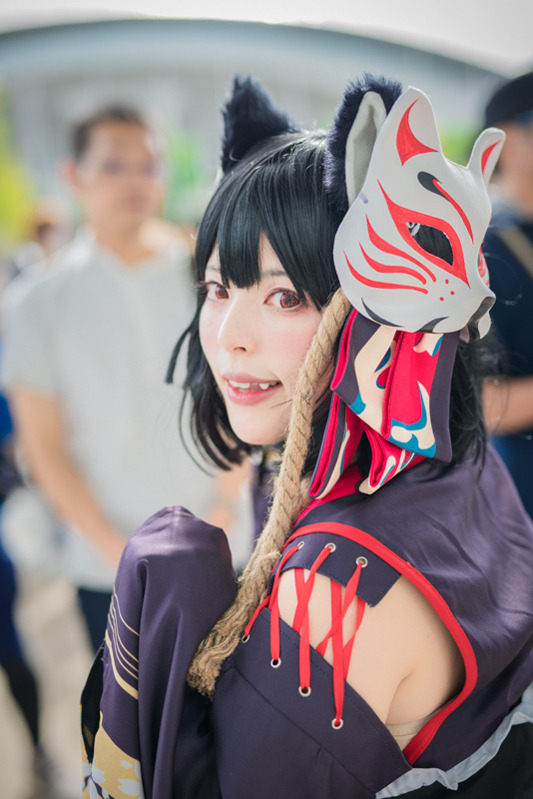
[316, 559, 366, 727]
[294, 569, 310, 693]
[242, 594, 270, 641]
[330, 581, 345, 728]
[242, 542, 302, 661]
[292, 545, 335, 693]
[316, 559, 365, 658]
[242, 542, 367, 730]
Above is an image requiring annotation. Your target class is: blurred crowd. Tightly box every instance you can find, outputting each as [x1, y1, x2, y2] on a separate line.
[0, 100, 251, 799]
[0, 67, 532, 799]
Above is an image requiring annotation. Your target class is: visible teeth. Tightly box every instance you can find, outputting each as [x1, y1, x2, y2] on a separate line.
[228, 380, 277, 391]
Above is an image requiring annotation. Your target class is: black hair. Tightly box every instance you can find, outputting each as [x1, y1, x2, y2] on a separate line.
[483, 70, 533, 128]
[448, 337, 489, 466]
[70, 104, 150, 161]
[167, 130, 341, 470]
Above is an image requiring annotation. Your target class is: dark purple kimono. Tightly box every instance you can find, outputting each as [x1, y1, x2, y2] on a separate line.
[82, 447, 533, 799]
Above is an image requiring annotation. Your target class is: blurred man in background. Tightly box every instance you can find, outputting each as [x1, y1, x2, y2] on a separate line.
[1, 104, 217, 651]
[482, 70, 533, 518]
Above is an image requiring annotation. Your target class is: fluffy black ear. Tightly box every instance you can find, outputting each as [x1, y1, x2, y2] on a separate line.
[221, 76, 296, 173]
[325, 74, 402, 217]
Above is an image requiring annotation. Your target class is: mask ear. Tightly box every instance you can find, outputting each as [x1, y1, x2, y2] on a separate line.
[325, 75, 402, 216]
[221, 76, 296, 174]
[467, 127, 506, 186]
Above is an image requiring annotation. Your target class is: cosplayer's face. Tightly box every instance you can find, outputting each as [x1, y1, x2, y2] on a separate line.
[68, 121, 163, 234]
[199, 236, 324, 446]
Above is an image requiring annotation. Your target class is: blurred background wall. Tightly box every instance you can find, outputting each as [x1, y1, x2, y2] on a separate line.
[0, 17, 508, 241]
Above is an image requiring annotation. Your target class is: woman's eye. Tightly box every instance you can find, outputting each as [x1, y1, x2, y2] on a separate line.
[205, 282, 228, 300]
[406, 221, 421, 236]
[271, 290, 301, 310]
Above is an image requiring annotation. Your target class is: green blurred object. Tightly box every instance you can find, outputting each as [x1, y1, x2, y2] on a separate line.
[0, 86, 34, 251]
[440, 125, 477, 167]
[163, 127, 211, 227]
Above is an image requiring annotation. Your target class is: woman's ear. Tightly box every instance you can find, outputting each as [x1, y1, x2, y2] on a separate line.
[221, 76, 296, 174]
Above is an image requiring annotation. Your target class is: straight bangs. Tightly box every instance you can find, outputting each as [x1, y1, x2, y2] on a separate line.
[195, 132, 340, 309]
[177, 130, 342, 471]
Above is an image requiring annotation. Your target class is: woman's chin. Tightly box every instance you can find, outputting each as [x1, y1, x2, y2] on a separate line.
[241, 435, 282, 448]
[225, 407, 289, 449]
[233, 427, 285, 449]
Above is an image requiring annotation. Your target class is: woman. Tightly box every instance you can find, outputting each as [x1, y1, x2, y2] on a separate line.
[82, 75, 533, 799]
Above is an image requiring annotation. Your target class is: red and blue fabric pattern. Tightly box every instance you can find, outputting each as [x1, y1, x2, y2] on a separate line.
[310, 309, 458, 496]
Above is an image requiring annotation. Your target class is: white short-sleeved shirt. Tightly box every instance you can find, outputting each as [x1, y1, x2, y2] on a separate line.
[1, 230, 215, 589]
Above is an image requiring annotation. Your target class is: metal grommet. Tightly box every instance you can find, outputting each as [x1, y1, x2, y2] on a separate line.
[299, 686, 311, 697]
[356, 556, 368, 568]
[270, 658, 281, 669]
[297, 540, 305, 549]
[241, 634, 250, 644]
[326, 542, 337, 552]
[331, 718, 344, 730]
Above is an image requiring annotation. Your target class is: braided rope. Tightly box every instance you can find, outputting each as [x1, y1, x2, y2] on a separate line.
[187, 288, 352, 697]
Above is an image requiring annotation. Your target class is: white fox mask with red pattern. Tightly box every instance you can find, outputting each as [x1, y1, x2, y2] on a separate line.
[334, 86, 505, 337]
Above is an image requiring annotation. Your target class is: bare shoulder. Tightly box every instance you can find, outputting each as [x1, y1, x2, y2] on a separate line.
[277, 569, 464, 725]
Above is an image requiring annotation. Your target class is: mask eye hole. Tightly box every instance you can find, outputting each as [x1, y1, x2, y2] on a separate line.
[406, 222, 453, 266]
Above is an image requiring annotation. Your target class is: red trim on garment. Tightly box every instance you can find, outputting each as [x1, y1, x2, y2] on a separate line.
[284, 522, 478, 764]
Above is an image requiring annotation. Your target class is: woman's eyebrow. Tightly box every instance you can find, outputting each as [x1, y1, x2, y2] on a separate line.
[261, 268, 289, 279]
[205, 265, 289, 280]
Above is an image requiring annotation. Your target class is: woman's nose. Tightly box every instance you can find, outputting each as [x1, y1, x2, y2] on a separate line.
[217, 294, 258, 353]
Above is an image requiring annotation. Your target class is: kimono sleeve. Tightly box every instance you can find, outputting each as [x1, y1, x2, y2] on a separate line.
[81, 505, 237, 799]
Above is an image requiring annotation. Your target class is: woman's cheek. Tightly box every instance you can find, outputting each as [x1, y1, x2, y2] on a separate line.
[277, 319, 321, 373]
[199, 311, 218, 368]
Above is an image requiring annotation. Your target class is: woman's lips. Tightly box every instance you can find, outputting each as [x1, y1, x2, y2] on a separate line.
[224, 377, 281, 405]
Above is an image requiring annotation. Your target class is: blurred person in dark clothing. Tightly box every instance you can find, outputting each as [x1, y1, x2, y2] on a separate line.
[0, 392, 76, 798]
[482, 69, 533, 518]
